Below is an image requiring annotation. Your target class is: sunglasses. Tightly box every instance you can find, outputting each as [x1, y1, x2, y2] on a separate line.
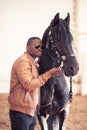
[35, 45, 44, 50]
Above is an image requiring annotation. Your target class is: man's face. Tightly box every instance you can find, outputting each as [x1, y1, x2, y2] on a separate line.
[26, 39, 43, 58]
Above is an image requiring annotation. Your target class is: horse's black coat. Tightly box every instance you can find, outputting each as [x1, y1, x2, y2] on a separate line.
[37, 13, 79, 130]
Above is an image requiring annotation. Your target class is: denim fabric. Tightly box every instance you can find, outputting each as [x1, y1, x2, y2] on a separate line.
[9, 110, 36, 130]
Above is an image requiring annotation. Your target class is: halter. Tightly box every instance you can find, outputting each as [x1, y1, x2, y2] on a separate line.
[46, 30, 61, 60]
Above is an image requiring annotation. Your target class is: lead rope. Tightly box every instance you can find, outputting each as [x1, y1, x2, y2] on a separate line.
[69, 77, 73, 102]
[60, 58, 73, 103]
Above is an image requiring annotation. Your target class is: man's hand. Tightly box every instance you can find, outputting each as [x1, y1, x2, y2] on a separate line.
[49, 67, 62, 77]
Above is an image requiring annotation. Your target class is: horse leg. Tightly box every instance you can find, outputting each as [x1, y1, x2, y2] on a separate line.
[47, 103, 70, 130]
[47, 114, 59, 130]
[37, 112, 49, 130]
[58, 104, 70, 130]
[47, 111, 67, 130]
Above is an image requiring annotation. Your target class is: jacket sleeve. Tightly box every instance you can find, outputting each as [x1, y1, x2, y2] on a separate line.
[15, 59, 51, 91]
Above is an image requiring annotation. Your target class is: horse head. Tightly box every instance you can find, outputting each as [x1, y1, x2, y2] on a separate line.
[42, 13, 79, 77]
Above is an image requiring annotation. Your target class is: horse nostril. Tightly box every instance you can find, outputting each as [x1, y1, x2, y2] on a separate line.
[70, 66, 74, 72]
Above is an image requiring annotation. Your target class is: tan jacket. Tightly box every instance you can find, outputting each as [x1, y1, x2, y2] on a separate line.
[8, 52, 51, 116]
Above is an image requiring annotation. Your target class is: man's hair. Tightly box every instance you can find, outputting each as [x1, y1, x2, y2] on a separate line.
[27, 37, 41, 46]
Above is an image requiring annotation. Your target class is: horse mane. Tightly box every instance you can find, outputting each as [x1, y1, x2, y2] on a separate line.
[42, 27, 50, 47]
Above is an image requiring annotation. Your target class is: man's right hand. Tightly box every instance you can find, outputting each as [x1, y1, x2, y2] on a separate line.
[49, 67, 62, 77]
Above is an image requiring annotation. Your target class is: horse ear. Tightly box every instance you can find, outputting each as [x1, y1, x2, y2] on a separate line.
[54, 13, 59, 24]
[51, 13, 59, 27]
[65, 13, 70, 24]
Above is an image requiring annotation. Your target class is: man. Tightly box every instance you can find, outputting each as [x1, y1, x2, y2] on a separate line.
[8, 37, 62, 130]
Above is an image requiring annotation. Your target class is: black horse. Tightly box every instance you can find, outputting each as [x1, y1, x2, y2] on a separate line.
[37, 13, 79, 130]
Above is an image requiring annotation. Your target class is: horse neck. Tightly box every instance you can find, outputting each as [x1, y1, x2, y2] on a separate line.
[40, 50, 58, 73]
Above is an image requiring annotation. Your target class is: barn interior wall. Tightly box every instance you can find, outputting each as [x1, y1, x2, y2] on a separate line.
[0, 0, 87, 95]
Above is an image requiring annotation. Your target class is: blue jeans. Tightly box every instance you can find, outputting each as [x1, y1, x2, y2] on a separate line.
[9, 110, 36, 130]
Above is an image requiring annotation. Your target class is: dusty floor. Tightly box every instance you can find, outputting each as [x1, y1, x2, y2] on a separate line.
[0, 94, 87, 130]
